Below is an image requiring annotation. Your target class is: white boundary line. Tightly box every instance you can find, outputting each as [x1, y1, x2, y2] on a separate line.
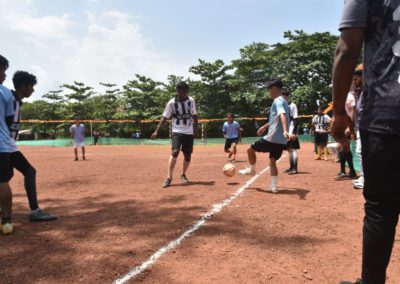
[114, 159, 282, 284]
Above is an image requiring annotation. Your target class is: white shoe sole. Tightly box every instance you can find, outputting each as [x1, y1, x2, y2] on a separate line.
[267, 188, 278, 194]
[239, 169, 256, 175]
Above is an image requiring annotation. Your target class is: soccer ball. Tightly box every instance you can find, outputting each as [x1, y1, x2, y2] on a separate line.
[223, 163, 236, 177]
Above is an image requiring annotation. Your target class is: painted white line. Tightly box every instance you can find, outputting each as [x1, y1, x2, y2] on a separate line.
[114, 158, 284, 284]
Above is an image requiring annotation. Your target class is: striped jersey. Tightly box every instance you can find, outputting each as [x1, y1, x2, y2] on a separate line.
[9, 91, 22, 152]
[312, 114, 331, 133]
[162, 96, 197, 135]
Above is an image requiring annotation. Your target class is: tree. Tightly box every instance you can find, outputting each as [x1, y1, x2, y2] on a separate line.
[121, 75, 163, 120]
[61, 81, 94, 118]
[189, 59, 233, 117]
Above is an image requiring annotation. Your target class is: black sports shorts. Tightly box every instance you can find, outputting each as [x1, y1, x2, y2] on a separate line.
[287, 137, 300, 150]
[314, 132, 329, 146]
[251, 138, 286, 160]
[0, 152, 13, 183]
[224, 138, 239, 150]
[171, 133, 194, 155]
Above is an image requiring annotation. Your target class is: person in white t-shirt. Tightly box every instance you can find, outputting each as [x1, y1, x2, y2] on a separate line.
[70, 118, 86, 161]
[282, 90, 300, 174]
[312, 108, 331, 160]
[151, 81, 198, 188]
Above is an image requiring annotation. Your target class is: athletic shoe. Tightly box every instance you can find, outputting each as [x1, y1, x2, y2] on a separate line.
[29, 209, 58, 222]
[335, 172, 349, 180]
[288, 169, 298, 175]
[1, 223, 13, 235]
[181, 174, 190, 185]
[314, 156, 321, 160]
[284, 168, 293, 173]
[239, 167, 256, 175]
[231, 159, 236, 163]
[82, 156, 86, 160]
[348, 172, 358, 179]
[227, 153, 233, 159]
[352, 176, 364, 185]
[353, 182, 364, 190]
[162, 178, 172, 188]
[74, 157, 78, 161]
[267, 187, 278, 194]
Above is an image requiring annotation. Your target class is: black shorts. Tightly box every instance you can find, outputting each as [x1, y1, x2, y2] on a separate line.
[251, 138, 287, 160]
[315, 132, 329, 146]
[171, 133, 194, 155]
[0, 152, 13, 183]
[224, 138, 239, 150]
[10, 151, 34, 175]
[287, 137, 300, 150]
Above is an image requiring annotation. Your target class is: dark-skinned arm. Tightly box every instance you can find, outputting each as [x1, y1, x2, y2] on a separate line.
[151, 117, 168, 139]
[331, 28, 365, 150]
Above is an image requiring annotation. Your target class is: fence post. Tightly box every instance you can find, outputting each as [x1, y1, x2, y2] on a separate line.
[169, 121, 172, 144]
[90, 121, 93, 145]
[201, 123, 205, 145]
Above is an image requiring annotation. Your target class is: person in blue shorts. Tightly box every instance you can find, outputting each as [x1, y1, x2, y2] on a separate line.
[222, 113, 242, 163]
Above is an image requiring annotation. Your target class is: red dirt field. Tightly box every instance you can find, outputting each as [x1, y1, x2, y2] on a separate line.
[2, 143, 400, 283]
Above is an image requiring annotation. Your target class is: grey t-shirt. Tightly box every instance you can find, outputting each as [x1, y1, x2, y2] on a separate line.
[263, 96, 290, 145]
[339, 0, 400, 135]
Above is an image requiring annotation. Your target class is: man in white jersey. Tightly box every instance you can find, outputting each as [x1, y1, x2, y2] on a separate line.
[70, 117, 86, 161]
[151, 81, 198, 188]
[282, 90, 300, 174]
[9, 71, 57, 222]
[312, 107, 331, 160]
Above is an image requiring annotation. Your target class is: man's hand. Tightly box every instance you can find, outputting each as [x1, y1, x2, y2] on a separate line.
[284, 132, 297, 141]
[257, 126, 266, 136]
[331, 114, 350, 152]
[151, 131, 158, 140]
[283, 131, 290, 140]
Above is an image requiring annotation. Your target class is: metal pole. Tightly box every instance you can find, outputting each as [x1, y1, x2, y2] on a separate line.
[201, 123, 204, 145]
[169, 120, 172, 144]
[90, 121, 93, 145]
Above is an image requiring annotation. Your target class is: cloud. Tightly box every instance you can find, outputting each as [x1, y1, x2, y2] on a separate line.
[0, 1, 185, 100]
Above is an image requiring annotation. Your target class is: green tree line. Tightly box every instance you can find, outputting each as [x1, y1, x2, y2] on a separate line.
[21, 30, 338, 138]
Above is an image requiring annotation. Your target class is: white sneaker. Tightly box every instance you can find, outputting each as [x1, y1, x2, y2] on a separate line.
[267, 187, 278, 194]
[352, 176, 364, 185]
[239, 167, 256, 175]
[353, 182, 364, 190]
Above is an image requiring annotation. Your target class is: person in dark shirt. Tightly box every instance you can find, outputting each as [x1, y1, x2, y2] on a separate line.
[333, 1, 400, 283]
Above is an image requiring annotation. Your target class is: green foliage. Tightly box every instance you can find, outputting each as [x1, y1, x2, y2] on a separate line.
[21, 30, 339, 138]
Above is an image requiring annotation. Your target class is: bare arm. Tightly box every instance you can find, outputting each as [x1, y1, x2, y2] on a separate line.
[331, 28, 364, 148]
[151, 117, 167, 139]
[280, 113, 289, 139]
[256, 122, 269, 136]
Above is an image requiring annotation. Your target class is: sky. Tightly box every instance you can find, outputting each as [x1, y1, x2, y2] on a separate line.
[0, 0, 344, 100]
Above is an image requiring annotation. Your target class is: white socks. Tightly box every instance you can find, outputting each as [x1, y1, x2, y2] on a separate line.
[250, 164, 256, 172]
[271, 176, 278, 189]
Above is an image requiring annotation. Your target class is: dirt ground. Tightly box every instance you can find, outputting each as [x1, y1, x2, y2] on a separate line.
[1, 143, 400, 283]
